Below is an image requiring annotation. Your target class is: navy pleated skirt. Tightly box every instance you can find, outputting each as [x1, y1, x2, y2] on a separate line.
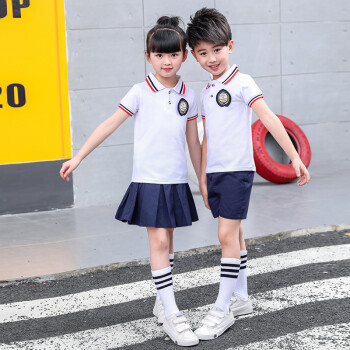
[115, 182, 198, 228]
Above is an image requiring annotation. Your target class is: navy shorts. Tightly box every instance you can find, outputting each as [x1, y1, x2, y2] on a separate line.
[207, 171, 254, 220]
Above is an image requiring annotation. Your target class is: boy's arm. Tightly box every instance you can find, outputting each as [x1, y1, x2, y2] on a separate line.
[186, 119, 201, 182]
[199, 120, 210, 209]
[252, 98, 310, 186]
[60, 108, 130, 181]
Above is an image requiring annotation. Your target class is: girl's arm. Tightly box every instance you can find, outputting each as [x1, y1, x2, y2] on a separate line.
[252, 99, 310, 186]
[199, 120, 210, 209]
[186, 119, 201, 181]
[60, 108, 130, 181]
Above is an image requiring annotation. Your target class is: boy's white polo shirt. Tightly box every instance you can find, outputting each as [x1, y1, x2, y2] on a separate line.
[201, 64, 263, 174]
[118, 73, 198, 184]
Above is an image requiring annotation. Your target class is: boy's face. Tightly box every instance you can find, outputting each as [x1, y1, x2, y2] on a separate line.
[191, 40, 234, 80]
[145, 50, 188, 80]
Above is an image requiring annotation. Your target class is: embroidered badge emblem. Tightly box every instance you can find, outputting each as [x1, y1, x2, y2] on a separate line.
[178, 98, 189, 116]
[216, 89, 231, 107]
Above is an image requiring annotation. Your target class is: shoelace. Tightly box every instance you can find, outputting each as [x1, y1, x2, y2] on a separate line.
[173, 316, 192, 333]
[201, 309, 225, 327]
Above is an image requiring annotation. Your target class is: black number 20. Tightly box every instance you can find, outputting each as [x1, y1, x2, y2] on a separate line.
[0, 84, 26, 108]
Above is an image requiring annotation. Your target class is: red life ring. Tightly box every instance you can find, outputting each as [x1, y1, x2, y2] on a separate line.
[252, 115, 311, 183]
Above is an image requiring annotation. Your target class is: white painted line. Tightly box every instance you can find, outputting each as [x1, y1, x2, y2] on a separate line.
[228, 323, 350, 350]
[0, 277, 349, 350]
[1, 244, 349, 323]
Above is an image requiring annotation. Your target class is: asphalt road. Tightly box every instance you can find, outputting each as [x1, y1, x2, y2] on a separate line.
[0, 229, 349, 349]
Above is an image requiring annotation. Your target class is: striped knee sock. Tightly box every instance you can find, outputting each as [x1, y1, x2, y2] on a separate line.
[233, 250, 248, 300]
[169, 253, 174, 270]
[152, 266, 179, 319]
[215, 258, 240, 313]
[156, 254, 174, 301]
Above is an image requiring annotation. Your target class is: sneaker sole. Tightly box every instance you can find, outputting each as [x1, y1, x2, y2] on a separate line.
[162, 324, 199, 347]
[196, 317, 235, 341]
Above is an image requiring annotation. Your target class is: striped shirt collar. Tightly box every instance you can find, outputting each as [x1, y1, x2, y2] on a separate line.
[210, 64, 239, 85]
[145, 73, 186, 94]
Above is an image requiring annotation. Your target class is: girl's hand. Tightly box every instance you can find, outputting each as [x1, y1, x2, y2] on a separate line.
[291, 158, 310, 186]
[199, 181, 210, 209]
[60, 157, 81, 182]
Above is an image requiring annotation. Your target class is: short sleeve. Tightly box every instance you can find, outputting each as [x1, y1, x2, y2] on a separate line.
[200, 90, 206, 120]
[186, 92, 198, 122]
[118, 85, 140, 117]
[241, 75, 263, 108]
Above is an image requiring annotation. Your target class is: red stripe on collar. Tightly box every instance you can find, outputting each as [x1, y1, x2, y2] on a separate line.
[223, 68, 239, 85]
[146, 77, 156, 92]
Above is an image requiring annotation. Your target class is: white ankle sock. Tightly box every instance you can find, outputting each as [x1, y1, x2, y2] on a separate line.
[214, 258, 240, 313]
[233, 250, 248, 300]
[156, 254, 174, 301]
[152, 266, 179, 319]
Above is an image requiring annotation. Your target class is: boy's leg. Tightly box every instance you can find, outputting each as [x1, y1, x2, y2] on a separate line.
[215, 217, 241, 311]
[239, 221, 246, 250]
[230, 222, 253, 316]
[233, 222, 248, 299]
[195, 217, 239, 340]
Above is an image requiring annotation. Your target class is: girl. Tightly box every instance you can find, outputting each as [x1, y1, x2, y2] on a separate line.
[60, 16, 201, 347]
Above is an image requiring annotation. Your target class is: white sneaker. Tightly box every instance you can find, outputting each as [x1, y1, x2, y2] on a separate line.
[230, 296, 253, 317]
[195, 308, 235, 340]
[153, 298, 165, 324]
[163, 314, 199, 347]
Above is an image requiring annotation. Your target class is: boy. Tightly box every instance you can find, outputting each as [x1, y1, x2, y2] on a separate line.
[186, 8, 310, 340]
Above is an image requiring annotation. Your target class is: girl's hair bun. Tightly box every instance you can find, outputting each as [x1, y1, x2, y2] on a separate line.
[157, 16, 180, 27]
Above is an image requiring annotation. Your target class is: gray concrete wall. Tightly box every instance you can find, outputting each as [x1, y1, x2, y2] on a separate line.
[65, 0, 350, 207]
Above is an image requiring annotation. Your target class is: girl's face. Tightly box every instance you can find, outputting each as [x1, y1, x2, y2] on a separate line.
[145, 50, 188, 80]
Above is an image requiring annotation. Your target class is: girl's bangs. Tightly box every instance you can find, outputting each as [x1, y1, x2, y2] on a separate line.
[149, 30, 182, 53]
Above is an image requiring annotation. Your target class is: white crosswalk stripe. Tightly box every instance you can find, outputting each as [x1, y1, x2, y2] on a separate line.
[1, 244, 349, 324]
[0, 277, 349, 349]
[228, 323, 350, 350]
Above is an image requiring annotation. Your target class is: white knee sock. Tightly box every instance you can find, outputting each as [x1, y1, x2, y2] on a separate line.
[169, 253, 174, 270]
[152, 266, 180, 319]
[233, 250, 248, 300]
[214, 258, 240, 313]
[156, 254, 174, 301]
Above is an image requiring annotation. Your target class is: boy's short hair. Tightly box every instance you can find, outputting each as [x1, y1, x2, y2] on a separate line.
[186, 8, 232, 49]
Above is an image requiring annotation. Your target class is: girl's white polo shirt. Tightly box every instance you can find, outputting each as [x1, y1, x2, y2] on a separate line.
[201, 64, 263, 174]
[118, 73, 198, 184]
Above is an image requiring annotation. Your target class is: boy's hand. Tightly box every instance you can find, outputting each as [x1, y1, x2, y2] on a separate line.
[199, 181, 210, 209]
[291, 158, 310, 186]
[60, 157, 81, 182]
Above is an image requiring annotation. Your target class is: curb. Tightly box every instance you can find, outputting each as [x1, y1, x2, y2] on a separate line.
[1, 223, 349, 286]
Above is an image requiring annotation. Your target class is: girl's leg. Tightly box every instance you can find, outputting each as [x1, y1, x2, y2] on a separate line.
[169, 228, 174, 270]
[156, 228, 174, 302]
[214, 217, 241, 312]
[149, 227, 198, 346]
[148, 227, 179, 319]
[169, 228, 174, 254]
